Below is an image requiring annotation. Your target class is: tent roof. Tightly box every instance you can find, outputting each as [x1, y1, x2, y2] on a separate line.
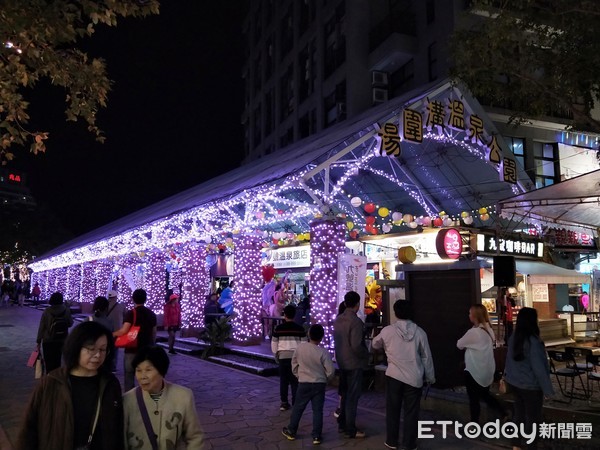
[31, 79, 531, 269]
[516, 260, 591, 284]
[500, 169, 600, 232]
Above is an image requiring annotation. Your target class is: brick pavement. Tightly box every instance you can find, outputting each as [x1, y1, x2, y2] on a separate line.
[1, 306, 598, 449]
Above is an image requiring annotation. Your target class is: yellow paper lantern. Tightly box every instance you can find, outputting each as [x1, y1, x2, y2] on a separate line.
[346, 221, 354, 230]
[461, 211, 470, 218]
[478, 207, 488, 215]
[378, 207, 390, 218]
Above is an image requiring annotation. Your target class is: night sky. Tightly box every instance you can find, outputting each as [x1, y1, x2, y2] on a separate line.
[14, 1, 248, 240]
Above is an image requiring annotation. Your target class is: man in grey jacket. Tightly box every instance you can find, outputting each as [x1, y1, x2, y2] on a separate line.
[372, 300, 435, 450]
[333, 291, 369, 439]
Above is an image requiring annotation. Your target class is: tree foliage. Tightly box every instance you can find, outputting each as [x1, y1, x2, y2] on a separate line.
[0, 0, 160, 164]
[450, 0, 600, 133]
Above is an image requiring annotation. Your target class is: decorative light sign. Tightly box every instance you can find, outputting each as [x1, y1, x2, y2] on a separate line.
[435, 228, 462, 260]
[477, 234, 543, 258]
[262, 246, 311, 269]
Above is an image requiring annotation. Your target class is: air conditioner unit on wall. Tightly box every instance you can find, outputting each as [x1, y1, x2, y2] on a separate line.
[372, 88, 388, 104]
[372, 71, 389, 87]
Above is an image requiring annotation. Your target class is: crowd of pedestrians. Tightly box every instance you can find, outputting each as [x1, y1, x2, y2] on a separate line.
[12, 283, 556, 450]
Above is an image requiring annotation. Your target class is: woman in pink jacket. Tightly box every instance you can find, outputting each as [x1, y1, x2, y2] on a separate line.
[163, 294, 181, 354]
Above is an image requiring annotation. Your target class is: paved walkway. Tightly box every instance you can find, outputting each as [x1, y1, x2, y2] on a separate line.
[0, 306, 597, 449]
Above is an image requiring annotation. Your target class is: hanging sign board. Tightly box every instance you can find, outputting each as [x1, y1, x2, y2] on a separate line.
[337, 254, 367, 320]
[436, 228, 462, 260]
[262, 246, 311, 269]
[532, 283, 549, 303]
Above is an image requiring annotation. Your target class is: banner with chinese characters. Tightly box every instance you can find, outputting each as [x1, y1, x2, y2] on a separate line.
[262, 246, 311, 269]
[545, 228, 596, 249]
[337, 254, 367, 320]
[372, 96, 519, 184]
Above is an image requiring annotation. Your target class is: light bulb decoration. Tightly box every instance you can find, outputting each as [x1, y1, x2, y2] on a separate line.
[231, 234, 263, 342]
[309, 218, 346, 353]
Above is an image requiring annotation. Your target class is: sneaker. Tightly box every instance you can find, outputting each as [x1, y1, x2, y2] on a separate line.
[345, 430, 366, 439]
[312, 437, 322, 445]
[280, 402, 291, 411]
[384, 443, 397, 449]
[281, 427, 296, 441]
[333, 407, 341, 418]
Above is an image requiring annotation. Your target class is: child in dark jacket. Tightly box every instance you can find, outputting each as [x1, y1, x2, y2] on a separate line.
[282, 324, 335, 445]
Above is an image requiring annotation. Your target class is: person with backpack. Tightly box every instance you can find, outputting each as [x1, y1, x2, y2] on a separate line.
[36, 292, 74, 373]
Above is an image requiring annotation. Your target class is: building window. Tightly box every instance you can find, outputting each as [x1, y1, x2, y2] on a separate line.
[505, 136, 525, 169]
[533, 142, 559, 188]
[324, 80, 346, 128]
[299, 0, 316, 36]
[426, 0, 435, 24]
[253, 104, 262, 148]
[298, 40, 316, 103]
[299, 109, 316, 139]
[253, 53, 262, 95]
[280, 65, 294, 121]
[264, 90, 274, 137]
[265, 35, 274, 81]
[390, 59, 414, 97]
[323, 3, 346, 79]
[254, 6, 262, 44]
[280, 127, 294, 148]
[280, 5, 293, 61]
[428, 42, 438, 82]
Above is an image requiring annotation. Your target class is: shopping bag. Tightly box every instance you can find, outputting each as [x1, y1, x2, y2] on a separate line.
[27, 349, 40, 368]
[499, 377, 510, 394]
[115, 325, 140, 349]
[34, 359, 43, 379]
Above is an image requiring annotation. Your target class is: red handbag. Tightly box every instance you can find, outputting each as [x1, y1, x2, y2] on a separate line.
[115, 308, 140, 349]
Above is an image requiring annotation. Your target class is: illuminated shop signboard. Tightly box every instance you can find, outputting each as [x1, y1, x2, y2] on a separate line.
[436, 228, 463, 260]
[477, 234, 543, 258]
[262, 246, 311, 269]
[545, 228, 596, 249]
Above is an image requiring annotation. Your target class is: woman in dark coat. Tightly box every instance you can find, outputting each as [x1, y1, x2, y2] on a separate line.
[18, 321, 124, 450]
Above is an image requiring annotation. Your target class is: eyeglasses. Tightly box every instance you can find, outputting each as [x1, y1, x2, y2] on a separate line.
[82, 347, 109, 356]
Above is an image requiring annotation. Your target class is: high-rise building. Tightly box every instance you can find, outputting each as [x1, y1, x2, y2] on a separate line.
[241, 0, 599, 189]
[241, 0, 465, 162]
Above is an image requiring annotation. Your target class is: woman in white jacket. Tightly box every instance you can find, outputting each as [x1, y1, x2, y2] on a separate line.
[123, 346, 204, 449]
[457, 304, 507, 424]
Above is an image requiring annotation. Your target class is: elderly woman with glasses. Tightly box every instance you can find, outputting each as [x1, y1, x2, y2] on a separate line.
[17, 321, 124, 450]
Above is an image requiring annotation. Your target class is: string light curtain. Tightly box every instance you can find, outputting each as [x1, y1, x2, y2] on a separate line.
[180, 243, 210, 329]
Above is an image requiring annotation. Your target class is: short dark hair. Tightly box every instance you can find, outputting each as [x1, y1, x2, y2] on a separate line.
[283, 304, 296, 319]
[93, 296, 109, 312]
[344, 291, 360, 308]
[49, 292, 64, 305]
[62, 321, 115, 372]
[309, 324, 324, 342]
[132, 288, 147, 304]
[393, 300, 414, 320]
[131, 345, 170, 376]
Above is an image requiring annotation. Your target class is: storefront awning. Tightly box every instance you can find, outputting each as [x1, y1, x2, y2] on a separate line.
[516, 260, 591, 284]
[499, 169, 600, 233]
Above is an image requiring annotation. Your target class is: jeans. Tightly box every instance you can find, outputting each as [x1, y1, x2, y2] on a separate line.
[124, 352, 136, 391]
[464, 370, 506, 423]
[509, 384, 543, 449]
[385, 376, 422, 449]
[287, 383, 326, 438]
[279, 358, 298, 404]
[337, 368, 363, 436]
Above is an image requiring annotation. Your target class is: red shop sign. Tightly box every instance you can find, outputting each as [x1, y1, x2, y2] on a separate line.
[436, 228, 462, 260]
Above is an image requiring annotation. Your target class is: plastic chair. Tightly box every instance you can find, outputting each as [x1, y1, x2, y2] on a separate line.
[547, 350, 588, 402]
[565, 347, 595, 372]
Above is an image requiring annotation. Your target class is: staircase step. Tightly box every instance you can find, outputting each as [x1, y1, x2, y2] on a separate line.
[208, 354, 279, 376]
[156, 341, 206, 356]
